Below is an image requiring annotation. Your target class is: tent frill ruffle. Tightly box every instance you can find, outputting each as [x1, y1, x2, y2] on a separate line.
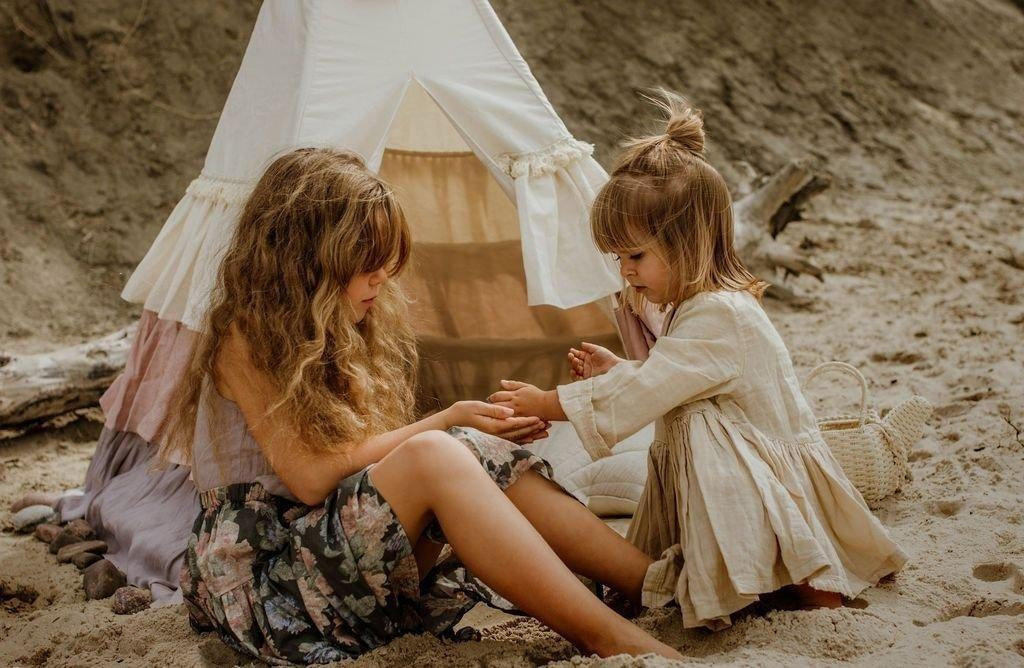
[497, 137, 595, 179]
[99, 310, 196, 465]
[508, 146, 618, 307]
[121, 174, 249, 331]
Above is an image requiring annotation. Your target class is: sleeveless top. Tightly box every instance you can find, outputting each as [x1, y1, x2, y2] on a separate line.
[190, 382, 298, 502]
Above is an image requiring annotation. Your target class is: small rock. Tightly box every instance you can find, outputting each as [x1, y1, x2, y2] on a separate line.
[83, 559, 126, 600]
[48, 519, 94, 554]
[70, 551, 102, 570]
[11, 505, 55, 533]
[9, 491, 60, 514]
[34, 523, 61, 543]
[49, 530, 82, 554]
[111, 586, 152, 615]
[56, 540, 108, 564]
[65, 518, 93, 539]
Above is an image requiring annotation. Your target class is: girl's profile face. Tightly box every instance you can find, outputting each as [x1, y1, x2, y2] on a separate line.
[345, 268, 388, 322]
[614, 244, 672, 304]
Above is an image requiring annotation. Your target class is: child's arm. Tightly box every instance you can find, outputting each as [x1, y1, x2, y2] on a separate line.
[228, 372, 545, 505]
[497, 296, 744, 460]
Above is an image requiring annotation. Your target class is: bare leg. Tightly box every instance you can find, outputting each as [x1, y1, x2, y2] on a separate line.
[407, 470, 651, 605]
[368, 431, 680, 660]
[503, 470, 651, 608]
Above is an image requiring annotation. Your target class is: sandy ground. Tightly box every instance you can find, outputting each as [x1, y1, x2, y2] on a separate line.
[2, 0, 1024, 665]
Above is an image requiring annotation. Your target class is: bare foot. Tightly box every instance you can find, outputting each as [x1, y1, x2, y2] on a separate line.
[759, 584, 843, 612]
[792, 583, 843, 609]
[592, 624, 683, 660]
[10, 491, 62, 513]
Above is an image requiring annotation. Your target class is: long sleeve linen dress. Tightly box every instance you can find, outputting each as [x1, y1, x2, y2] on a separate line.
[557, 289, 907, 629]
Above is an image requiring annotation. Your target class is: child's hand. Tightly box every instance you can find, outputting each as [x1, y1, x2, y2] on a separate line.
[488, 380, 562, 422]
[568, 342, 623, 380]
[443, 400, 548, 443]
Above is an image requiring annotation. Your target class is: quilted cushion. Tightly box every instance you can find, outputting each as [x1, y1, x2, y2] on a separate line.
[531, 422, 653, 517]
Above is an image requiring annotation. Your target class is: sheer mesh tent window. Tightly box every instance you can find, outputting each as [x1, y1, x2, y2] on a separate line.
[380, 83, 621, 412]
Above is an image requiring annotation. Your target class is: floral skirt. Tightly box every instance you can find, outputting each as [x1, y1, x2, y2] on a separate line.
[181, 427, 562, 665]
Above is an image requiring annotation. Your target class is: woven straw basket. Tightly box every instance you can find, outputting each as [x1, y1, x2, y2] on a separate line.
[806, 361, 933, 507]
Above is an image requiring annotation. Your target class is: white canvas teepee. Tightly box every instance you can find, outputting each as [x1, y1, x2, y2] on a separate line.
[124, 0, 651, 515]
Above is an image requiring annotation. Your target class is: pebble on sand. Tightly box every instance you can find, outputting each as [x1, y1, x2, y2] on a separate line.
[48, 519, 94, 554]
[33, 523, 61, 543]
[9, 491, 61, 514]
[111, 586, 152, 615]
[83, 559, 126, 601]
[70, 551, 102, 570]
[11, 505, 55, 533]
[56, 540, 108, 564]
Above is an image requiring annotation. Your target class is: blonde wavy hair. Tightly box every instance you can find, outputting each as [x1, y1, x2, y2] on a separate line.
[160, 147, 417, 465]
[591, 89, 767, 311]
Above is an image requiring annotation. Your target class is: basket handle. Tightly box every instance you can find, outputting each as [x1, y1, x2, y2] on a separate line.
[805, 361, 870, 426]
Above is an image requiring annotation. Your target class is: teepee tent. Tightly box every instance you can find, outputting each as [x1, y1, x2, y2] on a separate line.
[123, 0, 623, 410]
[56, 0, 653, 602]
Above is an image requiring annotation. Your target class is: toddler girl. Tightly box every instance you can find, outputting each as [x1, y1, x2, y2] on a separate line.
[490, 91, 907, 629]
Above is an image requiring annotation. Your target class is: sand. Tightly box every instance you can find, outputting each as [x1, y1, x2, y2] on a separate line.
[2, 0, 1024, 665]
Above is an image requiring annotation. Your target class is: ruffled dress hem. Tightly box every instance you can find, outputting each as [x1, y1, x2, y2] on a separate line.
[629, 399, 908, 630]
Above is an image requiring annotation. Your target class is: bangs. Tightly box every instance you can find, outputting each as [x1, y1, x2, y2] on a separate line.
[359, 193, 411, 276]
[590, 175, 663, 254]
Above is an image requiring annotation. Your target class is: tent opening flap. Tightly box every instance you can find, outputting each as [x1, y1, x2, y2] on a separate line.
[379, 148, 619, 411]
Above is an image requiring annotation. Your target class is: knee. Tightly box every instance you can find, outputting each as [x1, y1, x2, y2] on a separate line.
[400, 430, 479, 481]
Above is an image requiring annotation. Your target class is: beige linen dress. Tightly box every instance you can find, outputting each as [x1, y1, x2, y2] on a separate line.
[557, 289, 908, 629]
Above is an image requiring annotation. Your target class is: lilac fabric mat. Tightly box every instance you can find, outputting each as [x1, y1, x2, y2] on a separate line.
[57, 427, 200, 602]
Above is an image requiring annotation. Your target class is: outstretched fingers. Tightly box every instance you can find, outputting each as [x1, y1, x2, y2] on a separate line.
[488, 390, 514, 404]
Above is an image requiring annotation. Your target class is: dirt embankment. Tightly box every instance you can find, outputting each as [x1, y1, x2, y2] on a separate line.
[0, 0, 259, 350]
[2, 1, 1022, 353]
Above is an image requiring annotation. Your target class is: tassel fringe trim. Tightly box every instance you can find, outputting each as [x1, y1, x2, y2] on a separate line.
[497, 137, 594, 179]
[184, 173, 255, 206]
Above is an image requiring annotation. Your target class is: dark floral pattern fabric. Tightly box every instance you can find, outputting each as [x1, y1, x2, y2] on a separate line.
[181, 427, 560, 665]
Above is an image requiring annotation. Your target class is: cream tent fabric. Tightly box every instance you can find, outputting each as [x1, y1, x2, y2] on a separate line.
[119, 0, 649, 513]
[124, 0, 619, 326]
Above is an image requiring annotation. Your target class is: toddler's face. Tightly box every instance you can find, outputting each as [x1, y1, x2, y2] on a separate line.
[345, 268, 388, 322]
[614, 244, 671, 304]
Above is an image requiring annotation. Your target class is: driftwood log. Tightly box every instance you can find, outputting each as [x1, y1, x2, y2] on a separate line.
[0, 159, 827, 432]
[0, 325, 137, 433]
[734, 157, 830, 301]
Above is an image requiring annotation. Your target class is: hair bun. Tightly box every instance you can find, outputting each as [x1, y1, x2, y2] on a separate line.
[643, 88, 705, 157]
[665, 105, 705, 156]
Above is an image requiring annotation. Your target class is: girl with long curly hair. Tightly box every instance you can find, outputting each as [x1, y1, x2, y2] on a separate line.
[162, 147, 680, 664]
